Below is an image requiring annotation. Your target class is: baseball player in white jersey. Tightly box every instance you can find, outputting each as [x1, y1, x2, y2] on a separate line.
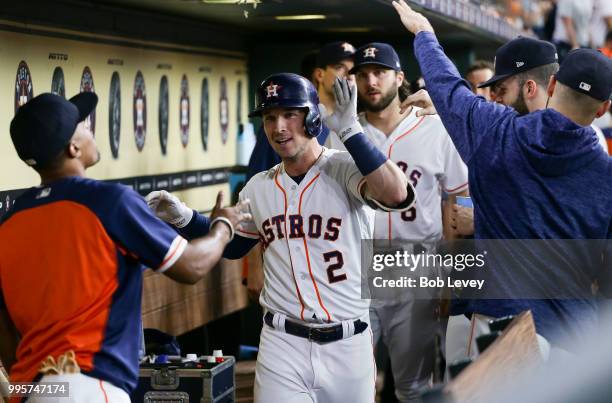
[147, 73, 415, 403]
[328, 43, 468, 402]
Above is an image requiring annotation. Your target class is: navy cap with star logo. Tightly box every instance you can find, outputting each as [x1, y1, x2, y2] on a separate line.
[478, 37, 558, 88]
[349, 42, 402, 74]
[555, 48, 612, 101]
[316, 41, 356, 68]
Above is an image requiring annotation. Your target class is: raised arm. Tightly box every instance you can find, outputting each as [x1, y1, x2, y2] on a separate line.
[323, 77, 413, 209]
[391, 0, 511, 163]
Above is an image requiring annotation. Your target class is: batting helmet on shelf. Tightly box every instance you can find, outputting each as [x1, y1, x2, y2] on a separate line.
[249, 73, 323, 137]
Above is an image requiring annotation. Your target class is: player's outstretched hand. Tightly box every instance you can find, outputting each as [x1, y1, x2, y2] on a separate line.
[210, 191, 252, 236]
[145, 190, 194, 228]
[391, 0, 434, 35]
[322, 77, 363, 142]
[400, 89, 438, 117]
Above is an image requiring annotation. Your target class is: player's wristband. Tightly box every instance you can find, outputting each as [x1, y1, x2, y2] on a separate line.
[337, 121, 364, 143]
[210, 217, 235, 242]
[343, 132, 388, 176]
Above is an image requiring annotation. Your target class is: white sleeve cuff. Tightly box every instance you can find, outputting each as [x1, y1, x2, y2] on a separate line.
[156, 235, 188, 273]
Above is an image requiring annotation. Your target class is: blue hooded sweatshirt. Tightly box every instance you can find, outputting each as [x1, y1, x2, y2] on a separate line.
[414, 32, 612, 349]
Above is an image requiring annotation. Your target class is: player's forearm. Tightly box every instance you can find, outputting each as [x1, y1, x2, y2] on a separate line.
[0, 309, 18, 372]
[165, 225, 231, 284]
[364, 160, 408, 206]
[188, 226, 231, 276]
[343, 132, 408, 206]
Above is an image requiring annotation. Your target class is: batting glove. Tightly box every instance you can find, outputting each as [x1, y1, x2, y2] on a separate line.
[145, 190, 194, 228]
[320, 77, 364, 143]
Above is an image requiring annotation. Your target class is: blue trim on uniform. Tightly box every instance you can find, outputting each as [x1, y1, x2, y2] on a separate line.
[343, 132, 387, 176]
[179, 210, 211, 240]
[223, 235, 259, 259]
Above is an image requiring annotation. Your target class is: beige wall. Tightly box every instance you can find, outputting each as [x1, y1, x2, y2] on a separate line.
[0, 20, 249, 211]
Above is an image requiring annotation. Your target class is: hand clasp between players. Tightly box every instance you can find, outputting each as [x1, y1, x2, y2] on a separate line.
[146, 190, 252, 240]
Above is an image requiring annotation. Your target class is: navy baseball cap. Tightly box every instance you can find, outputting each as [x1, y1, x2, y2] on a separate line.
[349, 42, 402, 74]
[555, 49, 612, 101]
[10, 92, 98, 168]
[316, 41, 356, 68]
[478, 37, 558, 88]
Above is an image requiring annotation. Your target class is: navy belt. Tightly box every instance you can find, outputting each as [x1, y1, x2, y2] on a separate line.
[264, 312, 368, 343]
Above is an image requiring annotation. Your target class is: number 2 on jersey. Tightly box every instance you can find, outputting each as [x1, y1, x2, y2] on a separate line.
[323, 250, 346, 284]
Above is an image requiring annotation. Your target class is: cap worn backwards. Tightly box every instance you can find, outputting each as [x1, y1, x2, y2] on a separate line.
[555, 49, 612, 101]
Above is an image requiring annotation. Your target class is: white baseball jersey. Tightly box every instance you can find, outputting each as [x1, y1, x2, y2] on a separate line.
[236, 148, 375, 323]
[327, 108, 468, 241]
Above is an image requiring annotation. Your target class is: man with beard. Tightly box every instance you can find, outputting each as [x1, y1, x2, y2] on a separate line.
[331, 42, 468, 402]
[391, 0, 612, 359]
[479, 37, 608, 153]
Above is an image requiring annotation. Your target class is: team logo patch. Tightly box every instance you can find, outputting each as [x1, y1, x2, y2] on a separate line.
[201, 77, 209, 151]
[159, 75, 169, 155]
[266, 82, 281, 98]
[219, 77, 229, 145]
[109, 71, 121, 159]
[133, 70, 147, 152]
[579, 82, 591, 92]
[363, 47, 378, 58]
[14, 60, 33, 114]
[51, 67, 65, 98]
[341, 42, 355, 53]
[80, 66, 96, 137]
[180, 74, 190, 147]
